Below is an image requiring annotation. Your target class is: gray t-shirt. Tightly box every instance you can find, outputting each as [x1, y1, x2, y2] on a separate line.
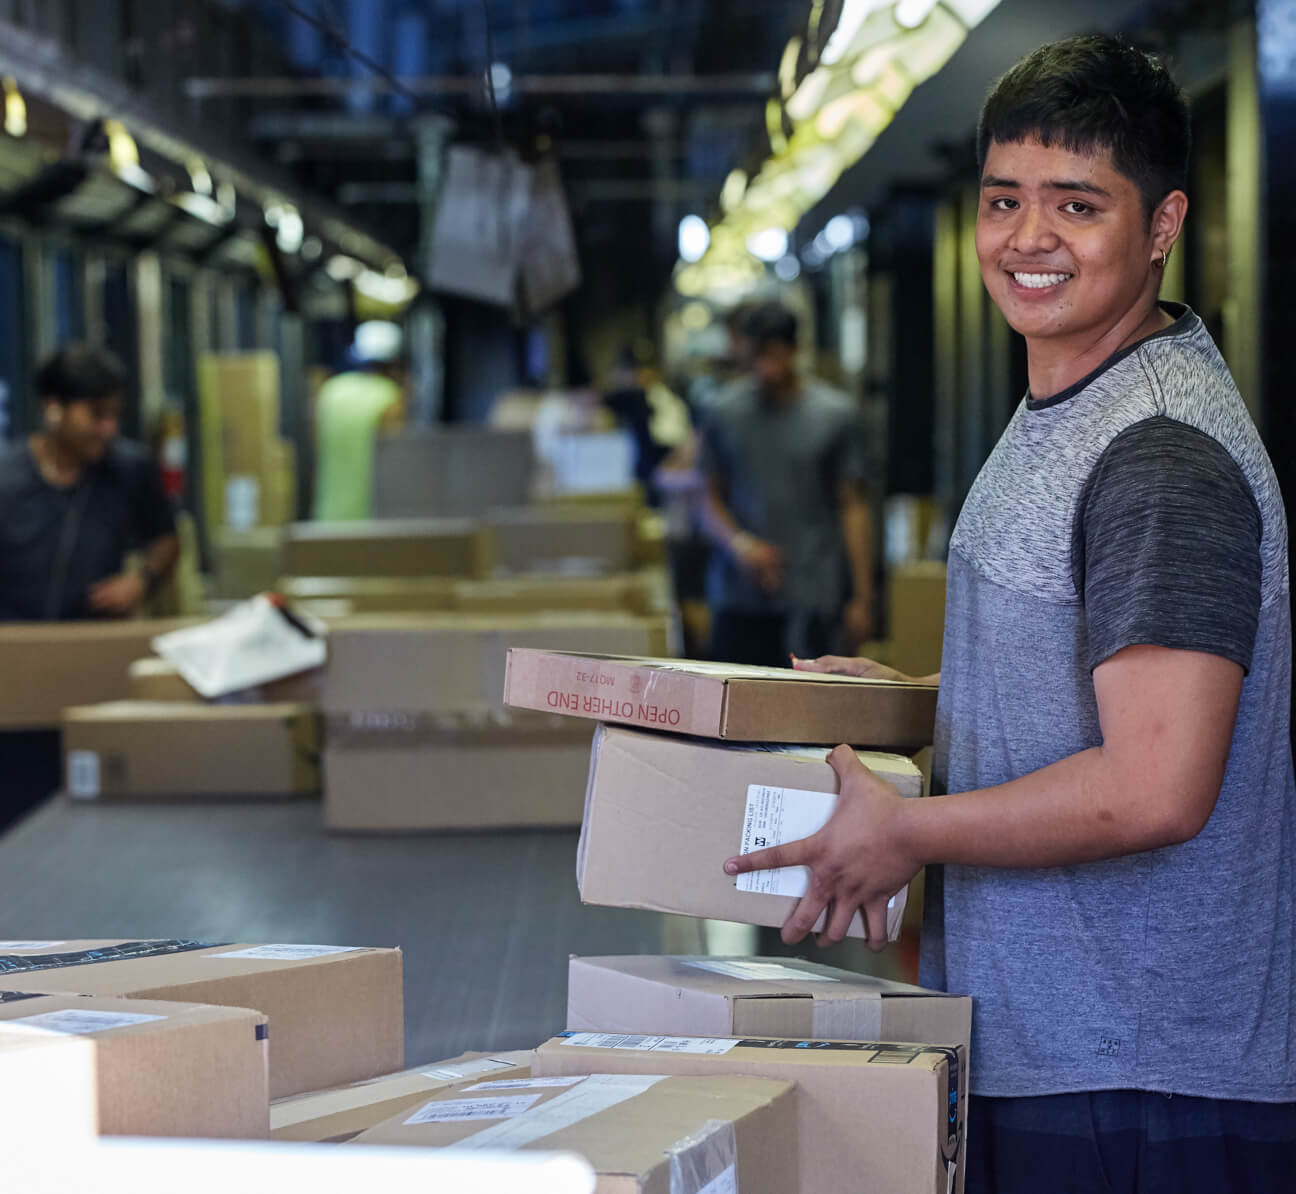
[699, 378, 868, 615]
[920, 304, 1296, 1101]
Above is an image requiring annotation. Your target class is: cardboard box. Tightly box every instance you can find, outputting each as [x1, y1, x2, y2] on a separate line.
[262, 437, 299, 527]
[888, 562, 947, 679]
[578, 726, 924, 942]
[62, 702, 321, 800]
[505, 651, 938, 748]
[324, 722, 594, 832]
[352, 1071, 799, 1194]
[455, 572, 667, 616]
[0, 992, 268, 1138]
[283, 520, 489, 580]
[373, 428, 537, 519]
[0, 1012, 97, 1143]
[485, 506, 637, 577]
[214, 528, 285, 599]
[127, 658, 203, 703]
[0, 939, 403, 1098]
[199, 352, 280, 480]
[271, 1052, 531, 1143]
[535, 1033, 966, 1194]
[0, 619, 194, 730]
[278, 576, 459, 613]
[310, 614, 671, 718]
[567, 956, 971, 1048]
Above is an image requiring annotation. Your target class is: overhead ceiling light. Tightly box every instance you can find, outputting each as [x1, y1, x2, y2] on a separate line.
[678, 214, 711, 263]
[488, 61, 513, 102]
[680, 301, 712, 332]
[944, 0, 1003, 23]
[779, 37, 803, 100]
[301, 236, 323, 261]
[720, 169, 748, 214]
[774, 254, 801, 282]
[3, 78, 26, 138]
[187, 157, 213, 197]
[824, 214, 856, 251]
[785, 67, 833, 123]
[356, 268, 419, 304]
[821, 0, 889, 66]
[894, 0, 939, 29]
[747, 226, 789, 263]
[326, 254, 364, 282]
[765, 98, 788, 156]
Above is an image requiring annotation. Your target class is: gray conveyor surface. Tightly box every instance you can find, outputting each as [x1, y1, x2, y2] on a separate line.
[0, 797, 687, 1064]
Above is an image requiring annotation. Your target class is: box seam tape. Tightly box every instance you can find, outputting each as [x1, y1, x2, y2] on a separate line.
[668, 1117, 738, 1194]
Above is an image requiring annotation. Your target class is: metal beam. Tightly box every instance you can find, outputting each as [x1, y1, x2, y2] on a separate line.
[186, 72, 775, 100]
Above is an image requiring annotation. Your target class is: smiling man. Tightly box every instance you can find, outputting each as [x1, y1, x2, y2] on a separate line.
[726, 35, 1295, 1192]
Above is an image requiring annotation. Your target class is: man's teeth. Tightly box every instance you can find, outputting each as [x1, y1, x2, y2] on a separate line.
[1012, 272, 1071, 288]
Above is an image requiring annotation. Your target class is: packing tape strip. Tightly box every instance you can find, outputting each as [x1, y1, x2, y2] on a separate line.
[667, 1118, 738, 1194]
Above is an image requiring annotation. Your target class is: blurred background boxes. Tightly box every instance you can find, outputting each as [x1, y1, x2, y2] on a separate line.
[886, 562, 947, 680]
[282, 520, 489, 580]
[212, 528, 286, 600]
[373, 428, 537, 519]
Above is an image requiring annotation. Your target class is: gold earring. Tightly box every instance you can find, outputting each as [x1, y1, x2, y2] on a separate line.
[1155, 248, 1169, 269]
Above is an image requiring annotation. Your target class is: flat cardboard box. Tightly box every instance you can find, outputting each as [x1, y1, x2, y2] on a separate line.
[271, 1052, 531, 1142]
[324, 722, 595, 832]
[0, 992, 268, 1138]
[309, 614, 671, 717]
[214, 528, 285, 599]
[283, 519, 489, 580]
[0, 939, 403, 1098]
[352, 1071, 799, 1194]
[0, 1013, 97, 1143]
[505, 650, 938, 748]
[127, 657, 203, 703]
[0, 619, 194, 730]
[62, 702, 321, 799]
[485, 506, 636, 577]
[578, 726, 924, 942]
[455, 574, 661, 616]
[278, 576, 459, 613]
[373, 428, 537, 519]
[535, 1033, 966, 1194]
[567, 955, 971, 1048]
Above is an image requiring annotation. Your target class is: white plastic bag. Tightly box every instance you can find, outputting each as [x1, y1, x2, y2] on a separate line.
[151, 595, 327, 699]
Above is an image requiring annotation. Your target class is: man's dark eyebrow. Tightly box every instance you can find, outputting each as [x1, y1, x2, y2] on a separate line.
[981, 175, 1017, 189]
[1047, 178, 1113, 198]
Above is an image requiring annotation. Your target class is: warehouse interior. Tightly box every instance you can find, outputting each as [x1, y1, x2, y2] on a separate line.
[0, 0, 1291, 1188]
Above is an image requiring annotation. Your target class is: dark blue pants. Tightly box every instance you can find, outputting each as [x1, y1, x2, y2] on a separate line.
[966, 1091, 1296, 1194]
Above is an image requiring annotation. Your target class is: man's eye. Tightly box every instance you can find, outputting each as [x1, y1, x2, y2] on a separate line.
[1063, 201, 1092, 215]
[989, 197, 1017, 211]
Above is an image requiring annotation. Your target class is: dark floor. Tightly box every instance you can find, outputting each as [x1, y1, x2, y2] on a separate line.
[0, 797, 699, 1063]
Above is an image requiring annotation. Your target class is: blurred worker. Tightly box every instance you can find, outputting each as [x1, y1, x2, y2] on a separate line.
[312, 320, 405, 522]
[699, 301, 873, 665]
[0, 344, 177, 621]
[728, 35, 1295, 1194]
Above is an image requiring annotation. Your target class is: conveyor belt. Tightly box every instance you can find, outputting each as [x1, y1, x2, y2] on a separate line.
[0, 797, 687, 1064]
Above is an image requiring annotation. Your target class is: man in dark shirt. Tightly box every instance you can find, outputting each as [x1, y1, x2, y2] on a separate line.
[0, 345, 178, 621]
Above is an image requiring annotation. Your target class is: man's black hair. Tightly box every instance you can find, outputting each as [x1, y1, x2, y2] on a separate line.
[36, 344, 127, 405]
[746, 301, 798, 350]
[977, 34, 1190, 217]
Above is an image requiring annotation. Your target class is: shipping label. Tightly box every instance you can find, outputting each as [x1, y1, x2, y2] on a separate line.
[403, 1093, 541, 1125]
[10, 1008, 165, 1036]
[208, 945, 363, 961]
[464, 1077, 584, 1092]
[423, 1057, 520, 1082]
[559, 1032, 738, 1055]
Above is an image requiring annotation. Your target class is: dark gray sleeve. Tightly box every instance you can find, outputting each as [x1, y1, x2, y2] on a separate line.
[1073, 417, 1262, 673]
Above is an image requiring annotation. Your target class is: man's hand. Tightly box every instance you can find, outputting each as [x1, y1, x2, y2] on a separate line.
[793, 654, 911, 683]
[88, 572, 147, 616]
[723, 746, 920, 950]
[733, 534, 784, 593]
[841, 597, 873, 647]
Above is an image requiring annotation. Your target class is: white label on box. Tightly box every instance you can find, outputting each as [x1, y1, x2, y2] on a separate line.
[66, 751, 100, 799]
[423, 1057, 520, 1082]
[464, 1077, 584, 1092]
[561, 1033, 738, 1055]
[452, 1075, 666, 1151]
[404, 1094, 541, 1125]
[10, 1009, 165, 1036]
[684, 958, 840, 983]
[0, 941, 66, 951]
[695, 1164, 738, 1194]
[736, 785, 837, 897]
[208, 945, 363, 961]
[225, 476, 261, 531]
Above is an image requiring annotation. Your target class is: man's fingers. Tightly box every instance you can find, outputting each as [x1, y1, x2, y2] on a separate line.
[818, 897, 859, 948]
[827, 743, 866, 785]
[724, 839, 811, 876]
[782, 892, 827, 946]
[863, 897, 891, 953]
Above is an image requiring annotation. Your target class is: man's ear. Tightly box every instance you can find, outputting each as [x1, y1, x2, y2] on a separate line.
[1153, 189, 1188, 259]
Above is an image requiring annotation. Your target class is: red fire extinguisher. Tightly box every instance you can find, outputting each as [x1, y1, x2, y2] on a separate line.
[157, 406, 187, 502]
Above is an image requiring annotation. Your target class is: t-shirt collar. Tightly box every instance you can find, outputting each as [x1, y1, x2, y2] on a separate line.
[1025, 302, 1196, 412]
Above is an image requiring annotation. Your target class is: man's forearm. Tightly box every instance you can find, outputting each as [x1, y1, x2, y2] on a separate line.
[897, 745, 1202, 870]
[700, 487, 747, 557]
[142, 534, 180, 588]
[840, 495, 874, 600]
